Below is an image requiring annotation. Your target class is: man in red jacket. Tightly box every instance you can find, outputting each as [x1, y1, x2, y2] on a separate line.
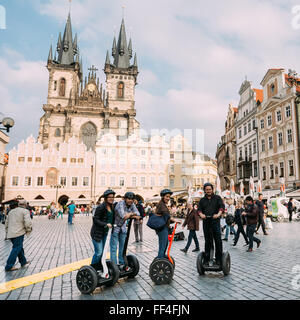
[242, 196, 261, 252]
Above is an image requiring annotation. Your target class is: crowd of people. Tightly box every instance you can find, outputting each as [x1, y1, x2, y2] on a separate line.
[1, 183, 298, 273]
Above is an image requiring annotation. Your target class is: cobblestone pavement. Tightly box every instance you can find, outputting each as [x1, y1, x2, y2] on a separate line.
[0, 214, 300, 300]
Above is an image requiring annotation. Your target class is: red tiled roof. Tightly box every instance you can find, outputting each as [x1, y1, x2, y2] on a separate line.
[284, 74, 300, 93]
[253, 89, 263, 103]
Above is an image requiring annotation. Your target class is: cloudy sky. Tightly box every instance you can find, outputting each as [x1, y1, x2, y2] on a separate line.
[1, 0, 300, 157]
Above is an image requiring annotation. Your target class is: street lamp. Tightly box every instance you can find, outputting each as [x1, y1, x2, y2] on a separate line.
[50, 184, 65, 205]
[0, 117, 15, 133]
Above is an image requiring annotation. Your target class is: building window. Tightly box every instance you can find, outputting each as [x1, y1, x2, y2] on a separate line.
[248, 122, 251, 132]
[35, 157, 41, 163]
[37, 177, 43, 186]
[270, 83, 275, 94]
[159, 176, 164, 186]
[110, 176, 115, 187]
[278, 132, 283, 146]
[239, 148, 242, 159]
[25, 176, 31, 186]
[101, 161, 106, 170]
[100, 176, 106, 187]
[170, 153, 174, 159]
[182, 179, 186, 188]
[132, 177, 137, 187]
[270, 165, 274, 179]
[267, 115, 272, 126]
[83, 177, 89, 186]
[62, 158, 67, 163]
[249, 144, 252, 156]
[141, 149, 146, 156]
[276, 110, 282, 122]
[261, 140, 265, 152]
[117, 82, 124, 98]
[120, 177, 125, 187]
[268, 136, 273, 149]
[286, 105, 291, 118]
[60, 177, 66, 186]
[238, 128, 242, 139]
[279, 162, 284, 178]
[260, 119, 264, 129]
[252, 119, 256, 129]
[150, 176, 155, 187]
[18, 157, 25, 162]
[55, 128, 61, 137]
[262, 167, 266, 180]
[12, 176, 19, 186]
[54, 80, 57, 91]
[59, 78, 66, 97]
[170, 178, 175, 188]
[289, 160, 294, 176]
[253, 161, 258, 177]
[72, 177, 78, 186]
[287, 129, 293, 143]
[141, 177, 146, 187]
[244, 125, 247, 135]
[78, 158, 84, 163]
[253, 141, 257, 154]
[28, 157, 32, 162]
[70, 158, 76, 163]
[111, 161, 116, 170]
[141, 161, 146, 170]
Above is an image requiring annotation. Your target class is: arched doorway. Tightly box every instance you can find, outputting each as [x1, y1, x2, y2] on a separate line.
[58, 195, 69, 207]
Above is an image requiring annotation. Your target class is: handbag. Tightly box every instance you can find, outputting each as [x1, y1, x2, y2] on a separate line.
[147, 212, 168, 231]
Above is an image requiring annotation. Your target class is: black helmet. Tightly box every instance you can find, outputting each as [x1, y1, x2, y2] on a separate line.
[203, 183, 214, 191]
[124, 192, 135, 199]
[160, 189, 173, 197]
[103, 189, 116, 198]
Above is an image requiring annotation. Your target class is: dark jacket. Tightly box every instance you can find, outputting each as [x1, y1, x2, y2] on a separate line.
[90, 203, 115, 242]
[183, 209, 199, 231]
[255, 200, 264, 217]
[234, 208, 244, 226]
[244, 204, 259, 225]
[198, 194, 224, 219]
[288, 201, 294, 213]
[156, 200, 171, 227]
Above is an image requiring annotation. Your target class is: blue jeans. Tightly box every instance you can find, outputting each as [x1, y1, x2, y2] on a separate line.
[110, 231, 127, 265]
[225, 225, 236, 240]
[5, 235, 27, 270]
[91, 233, 108, 271]
[68, 213, 74, 224]
[185, 230, 199, 250]
[157, 226, 169, 259]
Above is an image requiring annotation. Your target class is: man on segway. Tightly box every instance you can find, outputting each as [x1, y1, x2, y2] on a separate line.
[110, 192, 140, 271]
[198, 183, 225, 266]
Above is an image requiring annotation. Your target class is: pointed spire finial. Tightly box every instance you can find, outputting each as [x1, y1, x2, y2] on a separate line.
[133, 52, 138, 68]
[105, 50, 111, 65]
[48, 44, 53, 62]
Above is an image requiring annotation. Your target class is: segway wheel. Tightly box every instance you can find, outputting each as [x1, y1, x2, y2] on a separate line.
[149, 258, 174, 285]
[196, 252, 206, 275]
[222, 252, 231, 276]
[127, 255, 140, 279]
[76, 266, 98, 294]
[104, 260, 120, 287]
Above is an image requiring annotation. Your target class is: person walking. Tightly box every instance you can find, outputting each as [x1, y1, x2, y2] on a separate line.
[90, 190, 115, 274]
[57, 205, 63, 219]
[180, 201, 200, 253]
[67, 201, 76, 224]
[5, 200, 32, 271]
[223, 199, 236, 241]
[232, 199, 249, 246]
[110, 192, 140, 271]
[288, 198, 294, 222]
[0, 205, 4, 224]
[133, 197, 145, 243]
[255, 194, 268, 235]
[198, 183, 224, 266]
[242, 196, 261, 252]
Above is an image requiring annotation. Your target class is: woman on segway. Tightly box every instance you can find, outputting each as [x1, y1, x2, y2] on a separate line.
[155, 189, 180, 259]
[90, 189, 115, 275]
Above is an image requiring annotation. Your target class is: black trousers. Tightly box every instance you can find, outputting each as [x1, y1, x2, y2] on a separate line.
[202, 219, 223, 263]
[256, 215, 266, 234]
[234, 224, 248, 245]
[288, 210, 293, 222]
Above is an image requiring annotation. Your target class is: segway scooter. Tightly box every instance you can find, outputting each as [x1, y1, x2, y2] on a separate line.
[149, 222, 178, 285]
[196, 218, 231, 276]
[76, 226, 120, 294]
[117, 217, 140, 279]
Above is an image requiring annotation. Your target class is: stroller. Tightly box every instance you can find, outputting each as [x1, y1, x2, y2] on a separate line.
[48, 209, 56, 220]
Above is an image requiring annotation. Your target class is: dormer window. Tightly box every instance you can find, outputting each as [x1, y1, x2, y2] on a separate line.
[271, 83, 275, 94]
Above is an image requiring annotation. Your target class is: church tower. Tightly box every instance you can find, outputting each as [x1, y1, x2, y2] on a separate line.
[104, 19, 140, 136]
[38, 13, 83, 147]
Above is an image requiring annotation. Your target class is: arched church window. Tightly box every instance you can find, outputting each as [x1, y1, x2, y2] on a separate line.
[54, 81, 57, 91]
[59, 78, 66, 96]
[117, 82, 124, 98]
[55, 128, 61, 137]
